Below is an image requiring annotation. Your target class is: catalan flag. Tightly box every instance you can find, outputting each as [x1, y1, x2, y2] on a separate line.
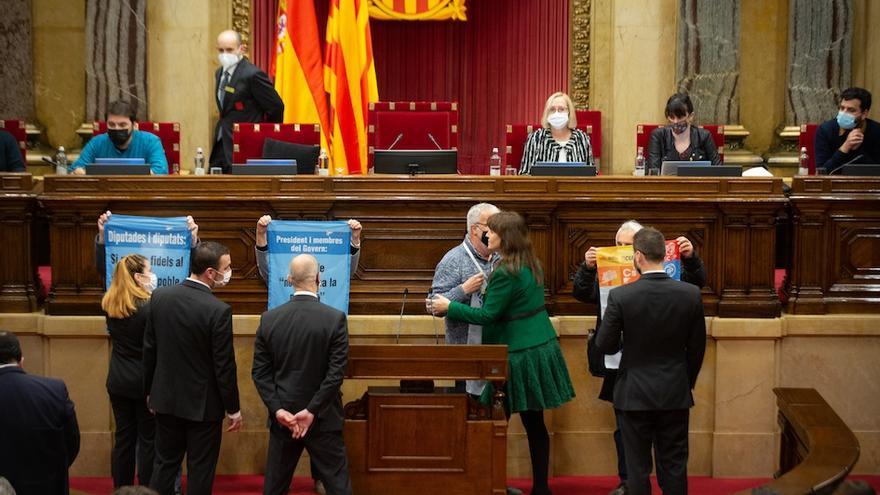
[271, 0, 329, 140]
[368, 0, 467, 21]
[325, 0, 379, 175]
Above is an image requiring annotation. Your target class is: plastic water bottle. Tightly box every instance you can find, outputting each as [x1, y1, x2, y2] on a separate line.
[798, 147, 809, 176]
[318, 148, 329, 176]
[489, 147, 502, 176]
[193, 147, 206, 176]
[634, 146, 646, 176]
[54, 146, 68, 175]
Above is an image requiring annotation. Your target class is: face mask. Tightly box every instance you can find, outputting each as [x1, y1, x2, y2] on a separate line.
[670, 121, 689, 135]
[547, 112, 569, 130]
[141, 272, 158, 293]
[218, 52, 240, 70]
[213, 268, 232, 288]
[108, 129, 131, 147]
[837, 111, 858, 130]
[481, 231, 490, 247]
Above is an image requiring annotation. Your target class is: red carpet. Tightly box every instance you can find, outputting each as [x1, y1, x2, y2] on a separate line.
[70, 474, 880, 494]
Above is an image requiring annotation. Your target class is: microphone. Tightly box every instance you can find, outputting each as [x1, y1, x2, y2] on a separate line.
[42, 156, 58, 167]
[387, 133, 404, 150]
[427, 132, 443, 150]
[829, 154, 864, 175]
[395, 288, 408, 344]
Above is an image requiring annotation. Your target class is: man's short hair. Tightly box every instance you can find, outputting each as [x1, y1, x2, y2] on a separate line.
[840, 87, 872, 112]
[106, 100, 137, 122]
[0, 331, 22, 364]
[466, 203, 500, 231]
[633, 227, 666, 263]
[289, 254, 319, 287]
[190, 241, 230, 275]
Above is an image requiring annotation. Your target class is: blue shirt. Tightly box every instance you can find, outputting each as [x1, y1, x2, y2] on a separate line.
[70, 130, 168, 175]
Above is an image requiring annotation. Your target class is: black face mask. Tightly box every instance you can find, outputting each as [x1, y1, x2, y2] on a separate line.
[481, 231, 490, 247]
[108, 129, 131, 147]
[670, 121, 688, 135]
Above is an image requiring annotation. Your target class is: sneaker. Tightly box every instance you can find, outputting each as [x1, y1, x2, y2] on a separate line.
[608, 481, 628, 495]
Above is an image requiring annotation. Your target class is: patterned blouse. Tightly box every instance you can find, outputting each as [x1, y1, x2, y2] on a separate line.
[520, 127, 593, 175]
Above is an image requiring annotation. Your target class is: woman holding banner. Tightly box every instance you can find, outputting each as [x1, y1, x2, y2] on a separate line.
[428, 211, 574, 495]
[101, 254, 156, 488]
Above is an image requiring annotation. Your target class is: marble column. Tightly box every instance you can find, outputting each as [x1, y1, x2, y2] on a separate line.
[785, 0, 852, 124]
[85, 0, 148, 121]
[676, 0, 741, 125]
[0, 0, 34, 120]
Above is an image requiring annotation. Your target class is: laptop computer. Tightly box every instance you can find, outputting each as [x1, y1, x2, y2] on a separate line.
[85, 164, 152, 175]
[230, 164, 298, 175]
[529, 162, 597, 177]
[676, 164, 742, 177]
[660, 160, 711, 176]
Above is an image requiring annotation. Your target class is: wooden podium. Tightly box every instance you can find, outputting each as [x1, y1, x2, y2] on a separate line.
[344, 344, 509, 495]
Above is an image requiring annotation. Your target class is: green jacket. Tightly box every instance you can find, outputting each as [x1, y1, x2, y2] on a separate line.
[447, 265, 557, 352]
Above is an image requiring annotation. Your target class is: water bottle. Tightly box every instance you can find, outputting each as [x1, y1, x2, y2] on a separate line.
[193, 147, 206, 176]
[798, 147, 809, 176]
[54, 146, 68, 175]
[634, 146, 646, 176]
[318, 148, 329, 176]
[489, 147, 502, 176]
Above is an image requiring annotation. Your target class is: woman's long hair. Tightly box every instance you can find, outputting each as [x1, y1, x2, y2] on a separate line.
[488, 211, 544, 285]
[101, 254, 150, 319]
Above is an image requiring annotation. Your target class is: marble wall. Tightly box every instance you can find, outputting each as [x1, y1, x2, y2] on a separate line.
[0, 0, 34, 121]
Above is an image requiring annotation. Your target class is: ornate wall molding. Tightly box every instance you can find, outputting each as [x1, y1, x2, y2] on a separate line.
[570, 0, 590, 108]
[232, 0, 251, 45]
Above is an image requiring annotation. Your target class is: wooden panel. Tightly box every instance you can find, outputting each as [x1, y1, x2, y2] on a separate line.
[0, 173, 37, 312]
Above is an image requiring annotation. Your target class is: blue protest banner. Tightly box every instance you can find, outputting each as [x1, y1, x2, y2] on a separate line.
[267, 221, 351, 312]
[104, 215, 192, 290]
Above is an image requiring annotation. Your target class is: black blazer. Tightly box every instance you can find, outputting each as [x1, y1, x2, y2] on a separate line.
[106, 300, 150, 399]
[647, 125, 722, 171]
[143, 280, 240, 422]
[814, 117, 880, 174]
[212, 58, 284, 169]
[0, 366, 80, 495]
[252, 294, 349, 432]
[595, 272, 706, 411]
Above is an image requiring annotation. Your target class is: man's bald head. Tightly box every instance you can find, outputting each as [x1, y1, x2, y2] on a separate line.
[217, 30, 244, 57]
[288, 254, 320, 291]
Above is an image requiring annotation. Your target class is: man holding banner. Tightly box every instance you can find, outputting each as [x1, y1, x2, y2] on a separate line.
[572, 220, 705, 495]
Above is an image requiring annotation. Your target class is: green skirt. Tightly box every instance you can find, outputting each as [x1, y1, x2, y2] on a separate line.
[482, 338, 575, 413]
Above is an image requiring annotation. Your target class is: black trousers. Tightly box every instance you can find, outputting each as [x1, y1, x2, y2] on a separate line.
[110, 393, 155, 487]
[150, 414, 222, 495]
[263, 421, 352, 495]
[618, 409, 689, 495]
[613, 409, 628, 482]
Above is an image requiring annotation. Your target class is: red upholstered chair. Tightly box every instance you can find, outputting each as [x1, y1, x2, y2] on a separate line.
[636, 123, 725, 163]
[505, 110, 602, 169]
[367, 101, 459, 167]
[94, 121, 180, 174]
[0, 119, 27, 163]
[798, 123, 819, 174]
[232, 123, 321, 164]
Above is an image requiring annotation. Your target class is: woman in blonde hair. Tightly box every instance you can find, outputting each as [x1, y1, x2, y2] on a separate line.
[101, 254, 156, 488]
[520, 91, 593, 175]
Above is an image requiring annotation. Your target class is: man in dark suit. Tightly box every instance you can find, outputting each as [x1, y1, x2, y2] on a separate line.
[143, 241, 243, 495]
[0, 331, 80, 495]
[252, 254, 352, 495]
[596, 227, 706, 495]
[210, 29, 284, 173]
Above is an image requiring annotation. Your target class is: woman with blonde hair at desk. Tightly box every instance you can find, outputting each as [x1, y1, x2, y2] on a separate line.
[520, 91, 593, 175]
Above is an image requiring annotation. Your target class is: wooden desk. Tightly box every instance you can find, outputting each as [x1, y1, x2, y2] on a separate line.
[788, 177, 880, 314]
[35, 175, 785, 316]
[0, 173, 38, 312]
[343, 344, 508, 495]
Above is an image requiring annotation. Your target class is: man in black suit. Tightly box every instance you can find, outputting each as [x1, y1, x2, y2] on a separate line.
[143, 241, 243, 495]
[252, 254, 352, 495]
[596, 228, 706, 495]
[0, 331, 80, 495]
[210, 29, 284, 173]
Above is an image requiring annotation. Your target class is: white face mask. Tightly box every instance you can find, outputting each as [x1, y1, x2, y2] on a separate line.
[218, 52, 240, 70]
[213, 268, 232, 288]
[547, 111, 569, 130]
[141, 272, 158, 293]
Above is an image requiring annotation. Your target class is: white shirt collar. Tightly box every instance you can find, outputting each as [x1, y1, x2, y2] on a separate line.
[187, 276, 212, 289]
[641, 269, 667, 275]
[0, 363, 20, 370]
[223, 59, 241, 77]
[294, 290, 319, 299]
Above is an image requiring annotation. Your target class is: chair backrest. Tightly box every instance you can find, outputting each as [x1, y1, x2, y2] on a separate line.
[636, 123, 725, 162]
[367, 101, 459, 167]
[0, 119, 27, 163]
[798, 123, 819, 174]
[94, 121, 180, 174]
[232, 123, 321, 164]
[505, 110, 602, 168]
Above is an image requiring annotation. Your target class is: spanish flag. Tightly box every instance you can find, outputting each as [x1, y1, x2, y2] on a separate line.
[271, 1, 329, 139]
[324, 0, 379, 175]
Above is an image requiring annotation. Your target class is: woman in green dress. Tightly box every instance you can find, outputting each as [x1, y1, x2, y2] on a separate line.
[428, 211, 574, 495]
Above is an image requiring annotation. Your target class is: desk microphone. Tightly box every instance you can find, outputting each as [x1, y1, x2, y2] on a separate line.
[387, 133, 404, 150]
[427, 132, 443, 150]
[395, 288, 408, 344]
[829, 154, 864, 175]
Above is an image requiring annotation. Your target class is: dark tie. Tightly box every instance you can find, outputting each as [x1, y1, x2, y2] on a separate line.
[218, 71, 230, 106]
